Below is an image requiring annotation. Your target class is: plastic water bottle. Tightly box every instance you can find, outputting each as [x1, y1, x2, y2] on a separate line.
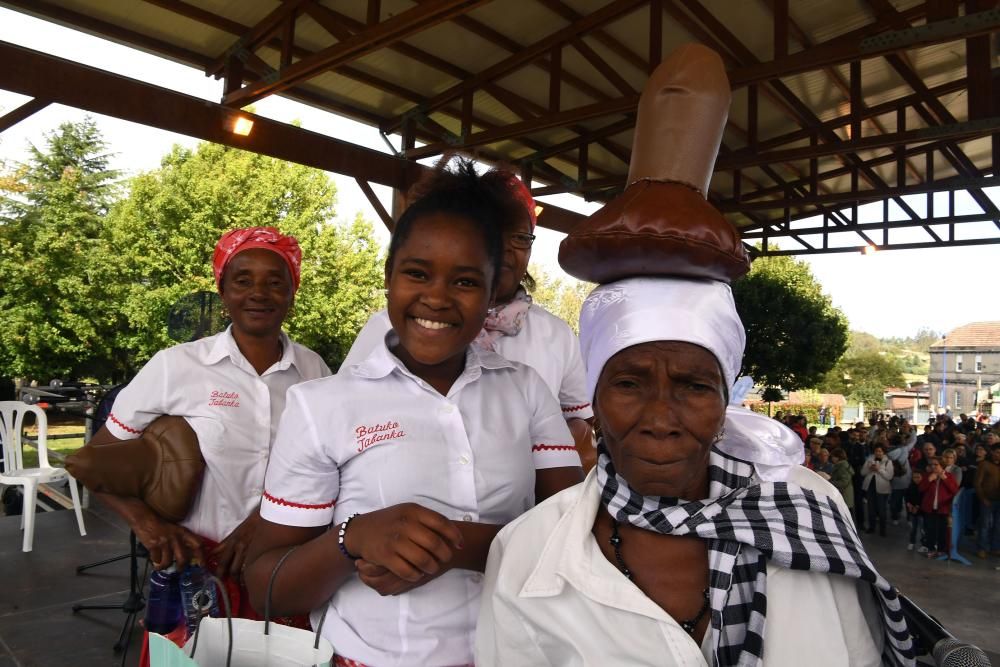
[180, 562, 219, 635]
[144, 566, 183, 636]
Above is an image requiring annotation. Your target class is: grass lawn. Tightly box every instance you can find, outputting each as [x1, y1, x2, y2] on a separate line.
[17, 423, 85, 469]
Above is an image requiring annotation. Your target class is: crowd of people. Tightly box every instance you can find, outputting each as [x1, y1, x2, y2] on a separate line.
[779, 411, 1000, 563]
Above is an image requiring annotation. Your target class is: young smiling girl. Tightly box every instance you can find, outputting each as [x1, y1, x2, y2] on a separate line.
[244, 161, 583, 666]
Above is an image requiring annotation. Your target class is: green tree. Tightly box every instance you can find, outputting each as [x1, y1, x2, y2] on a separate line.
[100, 142, 383, 371]
[732, 255, 848, 394]
[527, 263, 593, 333]
[0, 118, 121, 381]
[818, 351, 905, 404]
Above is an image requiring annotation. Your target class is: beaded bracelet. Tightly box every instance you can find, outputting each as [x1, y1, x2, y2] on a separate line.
[337, 512, 360, 560]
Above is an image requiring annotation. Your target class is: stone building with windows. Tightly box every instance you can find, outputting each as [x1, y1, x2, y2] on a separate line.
[928, 322, 1000, 416]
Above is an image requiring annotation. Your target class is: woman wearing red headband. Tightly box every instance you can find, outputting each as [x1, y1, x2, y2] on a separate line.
[343, 169, 596, 468]
[85, 227, 330, 645]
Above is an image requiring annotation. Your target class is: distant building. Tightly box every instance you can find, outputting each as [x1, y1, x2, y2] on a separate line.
[928, 322, 1000, 416]
[884, 386, 930, 423]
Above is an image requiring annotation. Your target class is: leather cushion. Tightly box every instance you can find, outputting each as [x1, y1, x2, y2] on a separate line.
[67, 415, 204, 523]
[558, 179, 751, 284]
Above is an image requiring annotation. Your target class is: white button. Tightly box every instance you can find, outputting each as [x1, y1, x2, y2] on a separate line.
[459, 455, 469, 465]
[470, 574, 483, 583]
[442, 404, 455, 413]
[462, 514, 473, 522]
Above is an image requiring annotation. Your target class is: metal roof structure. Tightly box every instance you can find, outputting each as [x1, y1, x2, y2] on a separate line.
[1, 0, 998, 256]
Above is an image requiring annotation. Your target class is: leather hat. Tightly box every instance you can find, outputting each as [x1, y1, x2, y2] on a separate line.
[559, 43, 750, 284]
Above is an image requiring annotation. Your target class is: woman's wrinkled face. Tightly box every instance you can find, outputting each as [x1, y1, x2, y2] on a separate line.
[220, 248, 294, 337]
[595, 341, 726, 499]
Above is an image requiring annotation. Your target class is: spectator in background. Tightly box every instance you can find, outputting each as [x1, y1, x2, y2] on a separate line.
[905, 470, 924, 552]
[806, 436, 823, 469]
[846, 428, 870, 530]
[814, 448, 833, 479]
[887, 425, 917, 525]
[919, 457, 958, 558]
[914, 441, 937, 473]
[975, 446, 1000, 559]
[862, 445, 894, 537]
[941, 448, 963, 487]
[789, 415, 809, 443]
[829, 448, 854, 515]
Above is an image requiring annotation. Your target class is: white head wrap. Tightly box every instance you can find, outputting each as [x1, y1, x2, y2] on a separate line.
[579, 276, 803, 480]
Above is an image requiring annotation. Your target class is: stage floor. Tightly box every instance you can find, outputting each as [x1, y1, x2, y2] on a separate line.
[2, 501, 999, 666]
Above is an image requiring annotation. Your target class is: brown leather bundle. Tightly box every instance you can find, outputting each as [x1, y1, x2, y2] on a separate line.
[66, 415, 205, 523]
[559, 43, 750, 284]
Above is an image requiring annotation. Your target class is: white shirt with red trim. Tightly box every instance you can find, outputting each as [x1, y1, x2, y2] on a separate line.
[261, 333, 580, 667]
[105, 326, 331, 542]
[342, 306, 593, 421]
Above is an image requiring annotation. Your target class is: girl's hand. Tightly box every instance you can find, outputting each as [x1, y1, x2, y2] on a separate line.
[345, 504, 463, 582]
[355, 559, 439, 596]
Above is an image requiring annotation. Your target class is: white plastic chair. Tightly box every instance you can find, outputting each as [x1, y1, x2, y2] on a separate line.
[0, 400, 86, 552]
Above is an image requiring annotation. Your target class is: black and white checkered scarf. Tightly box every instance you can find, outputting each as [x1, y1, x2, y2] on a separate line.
[596, 443, 914, 666]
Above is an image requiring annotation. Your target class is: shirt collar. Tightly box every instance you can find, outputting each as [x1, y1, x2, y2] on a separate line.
[519, 470, 675, 624]
[202, 326, 298, 375]
[350, 330, 513, 387]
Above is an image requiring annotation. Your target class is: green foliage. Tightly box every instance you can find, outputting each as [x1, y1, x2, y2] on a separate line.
[747, 401, 838, 424]
[0, 119, 122, 380]
[761, 386, 784, 403]
[526, 263, 594, 333]
[100, 142, 383, 371]
[732, 255, 848, 391]
[1, 122, 384, 382]
[818, 351, 905, 405]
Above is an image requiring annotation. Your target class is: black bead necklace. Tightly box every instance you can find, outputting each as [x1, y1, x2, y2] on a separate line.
[609, 517, 711, 637]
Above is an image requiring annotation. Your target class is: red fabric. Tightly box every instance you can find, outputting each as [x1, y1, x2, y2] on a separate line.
[791, 423, 808, 443]
[918, 472, 959, 515]
[487, 170, 536, 229]
[212, 226, 302, 291]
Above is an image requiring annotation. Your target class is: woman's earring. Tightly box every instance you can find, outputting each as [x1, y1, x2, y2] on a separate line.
[712, 427, 726, 445]
[593, 420, 603, 440]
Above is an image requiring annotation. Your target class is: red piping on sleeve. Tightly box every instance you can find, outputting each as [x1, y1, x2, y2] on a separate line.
[108, 413, 142, 435]
[532, 444, 577, 452]
[263, 490, 336, 510]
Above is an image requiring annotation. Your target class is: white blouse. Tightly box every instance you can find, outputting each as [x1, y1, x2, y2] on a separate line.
[262, 334, 580, 666]
[104, 327, 331, 542]
[476, 467, 884, 667]
[342, 306, 593, 421]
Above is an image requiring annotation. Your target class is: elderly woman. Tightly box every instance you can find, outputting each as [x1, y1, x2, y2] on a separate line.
[476, 277, 913, 666]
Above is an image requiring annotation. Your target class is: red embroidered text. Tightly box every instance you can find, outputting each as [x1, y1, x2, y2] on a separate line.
[355, 421, 406, 453]
[209, 390, 240, 408]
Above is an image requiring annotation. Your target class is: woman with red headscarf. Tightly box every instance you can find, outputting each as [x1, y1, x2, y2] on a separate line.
[86, 227, 330, 642]
[342, 168, 596, 468]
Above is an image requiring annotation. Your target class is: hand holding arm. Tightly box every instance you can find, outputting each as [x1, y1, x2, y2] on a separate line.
[209, 507, 262, 580]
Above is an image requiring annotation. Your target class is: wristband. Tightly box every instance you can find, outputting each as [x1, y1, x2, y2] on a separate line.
[337, 513, 361, 560]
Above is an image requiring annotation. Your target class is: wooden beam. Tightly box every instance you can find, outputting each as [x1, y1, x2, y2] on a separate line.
[570, 36, 636, 96]
[404, 95, 639, 160]
[718, 175, 1000, 212]
[728, 6, 1000, 88]
[0, 41, 587, 233]
[382, 0, 647, 134]
[772, 0, 788, 59]
[223, 0, 487, 107]
[535, 0, 649, 73]
[205, 0, 310, 77]
[356, 178, 393, 230]
[0, 97, 50, 133]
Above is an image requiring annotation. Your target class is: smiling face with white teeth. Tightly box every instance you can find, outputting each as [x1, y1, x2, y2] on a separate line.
[385, 212, 495, 394]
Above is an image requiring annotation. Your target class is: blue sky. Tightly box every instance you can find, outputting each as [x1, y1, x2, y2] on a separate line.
[1, 8, 996, 339]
